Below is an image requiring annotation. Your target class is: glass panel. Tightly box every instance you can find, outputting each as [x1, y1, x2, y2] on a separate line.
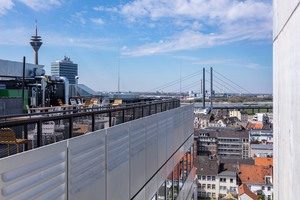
[158, 181, 166, 200]
[151, 194, 157, 200]
[173, 164, 179, 199]
[166, 172, 173, 200]
[187, 148, 191, 173]
[179, 159, 183, 190]
[183, 155, 187, 182]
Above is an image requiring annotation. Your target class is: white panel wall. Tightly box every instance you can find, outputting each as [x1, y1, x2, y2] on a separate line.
[68, 130, 106, 200]
[274, 1, 300, 200]
[157, 111, 167, 167]
[146, 115, 158, 181]
[0, 104, 194, 200]
[130, 118, 146, 199]
[106, 123, 130, 200]
[0, 141, 67, 200]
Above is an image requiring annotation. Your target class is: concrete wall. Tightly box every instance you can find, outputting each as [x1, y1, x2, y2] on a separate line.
[273, 1, 300, 199]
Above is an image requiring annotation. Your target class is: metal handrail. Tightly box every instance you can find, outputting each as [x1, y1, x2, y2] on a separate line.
[0, 99, 180, 148]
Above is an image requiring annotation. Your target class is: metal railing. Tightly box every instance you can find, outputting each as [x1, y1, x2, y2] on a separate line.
[0, 99, 180, 158]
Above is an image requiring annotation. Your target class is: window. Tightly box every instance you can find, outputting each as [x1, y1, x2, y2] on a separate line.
[151, 194, 157, 200]
[220, 178, 226, 182]
[262, 186, 265, 190]
[212, 184, 216, 189]
[230, 178, 234, 183]
[212, 176, 216, 181]
[268, 187, 271, 191]
[207, 184, 211, 189]
[166, 172, 173, 200]
[220, 186, 226, 190]
[202, 184, 206, 189]
[158, 182, 166, 200]
[212, 193, 216, 198]
[198, 175, 201, 180]
[202, 176, 206, 180]
[201, 192, 206, 197]
[207, 176, 211, 181]
[173, 164, 179, 199]
[230, 187, 236, 192]
[207, 192, 211, 197]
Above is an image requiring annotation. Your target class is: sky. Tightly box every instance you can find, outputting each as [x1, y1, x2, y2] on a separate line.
[0, 0, 273, 94]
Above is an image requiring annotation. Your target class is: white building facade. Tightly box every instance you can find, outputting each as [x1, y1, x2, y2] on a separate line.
[273, 0, 300, 199]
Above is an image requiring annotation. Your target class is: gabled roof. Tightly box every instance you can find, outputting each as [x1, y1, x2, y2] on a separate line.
[238, 184, 258, 200]
[247, 123, 263, 129]
[255, 157, 273, 166]
[239, 164, 272, 185]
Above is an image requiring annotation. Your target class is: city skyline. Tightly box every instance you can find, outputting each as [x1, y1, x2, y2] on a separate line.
[0, 0, 272, 93]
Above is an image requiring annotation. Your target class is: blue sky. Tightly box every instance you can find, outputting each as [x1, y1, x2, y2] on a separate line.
[0, 0, 273, 93]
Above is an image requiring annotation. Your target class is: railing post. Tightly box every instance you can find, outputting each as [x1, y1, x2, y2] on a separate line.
[133, 107, 135, 120]
[69, 116, 73, 139]
[37, 121, 42, 147]
[142, 106, 144, 117]
[122, 109, 125, 123]
[161, 103, 163, 112]
[92, 113, 95, 132]
[109, 111, 112, 127]
[149, 105, 151, 115]
[24, 124, 28, 139]
[155, 103, 157, 114]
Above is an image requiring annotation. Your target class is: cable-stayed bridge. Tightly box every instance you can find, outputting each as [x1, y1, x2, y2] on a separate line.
[150, 67, 272, 112]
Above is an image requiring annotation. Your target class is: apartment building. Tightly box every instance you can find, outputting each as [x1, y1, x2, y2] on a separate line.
[229, 110, 248, 123]
[195, 156, 219, 199]
[195, 129, 250, 159]
[194, 130, 217, 156]
[239, 164, 273, 200]
[217, 130, 249, 159]
[195, 156, 239, 199]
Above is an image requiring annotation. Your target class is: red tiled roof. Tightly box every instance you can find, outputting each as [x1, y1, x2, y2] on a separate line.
[247, 123, 263, 129]
[255, 157, 273, 166]
[239, 164, 272, 185]
[238, 184, 258, 200]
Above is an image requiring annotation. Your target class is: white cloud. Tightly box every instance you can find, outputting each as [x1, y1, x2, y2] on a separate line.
[17, 0, 63, 11]
[119, 0, 272, 23]
[93, 6, 118, 12]
[93, 6, 105, 11]
[117, 0, 272, 57]
[90, 18, 104, 24]
[69, 11, 86, 24]
[0, 0, 14, 15]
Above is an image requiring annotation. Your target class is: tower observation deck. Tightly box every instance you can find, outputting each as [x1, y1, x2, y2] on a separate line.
[30, 20, 42, 65]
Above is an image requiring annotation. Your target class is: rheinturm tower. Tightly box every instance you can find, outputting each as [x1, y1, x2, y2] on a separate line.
[30, 20, 42, 65]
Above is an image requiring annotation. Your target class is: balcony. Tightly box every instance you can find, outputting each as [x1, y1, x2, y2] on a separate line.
[0, 100, 195, 200]
[0, 99, 179, 158]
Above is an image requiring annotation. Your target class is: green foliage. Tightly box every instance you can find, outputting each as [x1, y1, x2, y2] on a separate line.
[258, 194, 265, 200]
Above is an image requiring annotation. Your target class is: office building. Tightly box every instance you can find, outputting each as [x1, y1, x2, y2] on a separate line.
[51, 56, 78, 84]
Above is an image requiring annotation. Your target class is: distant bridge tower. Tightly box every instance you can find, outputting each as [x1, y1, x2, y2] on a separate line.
[30, 20, 42, 65]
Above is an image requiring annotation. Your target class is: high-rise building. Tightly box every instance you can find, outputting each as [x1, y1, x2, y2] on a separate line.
[51, 56, 78, 84]
[274, 0, 300, 199]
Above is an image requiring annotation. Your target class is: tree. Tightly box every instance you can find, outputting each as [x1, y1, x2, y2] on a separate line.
[258, 194, 265, 200]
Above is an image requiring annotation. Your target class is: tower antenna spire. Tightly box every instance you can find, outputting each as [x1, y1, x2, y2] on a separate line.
[35, 20, 37, 36]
